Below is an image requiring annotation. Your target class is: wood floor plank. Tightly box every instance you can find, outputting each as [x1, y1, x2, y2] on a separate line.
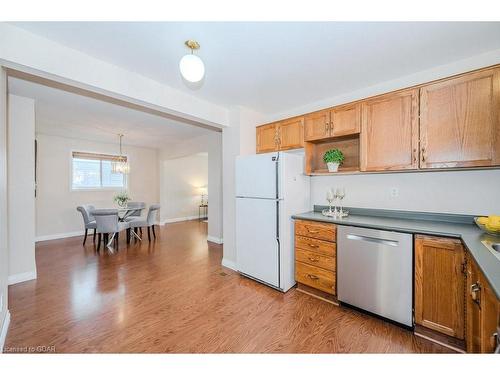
[4, 220, 451, 353]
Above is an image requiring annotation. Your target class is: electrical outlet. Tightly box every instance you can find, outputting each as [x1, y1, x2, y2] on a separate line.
[390, 187, 399, 198]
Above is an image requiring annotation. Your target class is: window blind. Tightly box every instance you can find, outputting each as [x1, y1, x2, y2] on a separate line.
[72, 151, 127, 162]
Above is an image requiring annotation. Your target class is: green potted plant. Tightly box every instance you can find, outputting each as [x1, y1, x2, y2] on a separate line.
[113, 191, 131, 208]
[323, 149, 345, 172]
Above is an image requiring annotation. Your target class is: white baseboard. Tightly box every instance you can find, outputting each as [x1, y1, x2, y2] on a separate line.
[207, 236, 223, 244]
[35, 230, 84, 242]
[221, 258, 237, 271]
[0, 310, 11, 352]
[8, 270, 37, 285]
[161, 216, 199, 224]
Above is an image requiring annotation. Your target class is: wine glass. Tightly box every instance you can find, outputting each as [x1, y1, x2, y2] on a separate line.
[336, 187, 346, 216]
[326, 189, 334, 214]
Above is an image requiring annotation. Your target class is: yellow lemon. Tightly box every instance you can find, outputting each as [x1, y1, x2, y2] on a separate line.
[477, 217, 488, 225]
[486, 225, 500, 233]
[487, 216, 500, 229]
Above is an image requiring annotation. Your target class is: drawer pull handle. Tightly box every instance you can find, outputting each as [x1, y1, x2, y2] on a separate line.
[308, 257, 319, 262]
[307, 274, 319, 280]
[307, 229, 320, 234]
[308, 243, 319, 248]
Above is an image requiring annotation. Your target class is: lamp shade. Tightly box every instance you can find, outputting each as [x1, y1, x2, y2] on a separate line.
[179, 54, 205, 83]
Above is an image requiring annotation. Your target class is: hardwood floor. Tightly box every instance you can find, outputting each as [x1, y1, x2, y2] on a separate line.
[4, 220, 451, 353]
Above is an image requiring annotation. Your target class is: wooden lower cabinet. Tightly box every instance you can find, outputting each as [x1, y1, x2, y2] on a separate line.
[414, 235, 466, 340]
[294, 220, 337, 301]
[466, 254, 500, 353]
[415, 234, 500, 353]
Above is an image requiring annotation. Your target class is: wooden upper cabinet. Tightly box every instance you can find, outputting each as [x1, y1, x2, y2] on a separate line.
[279, 117, 304, 150]
[256, 123, 278, 154]
[415, 235, 466, 340]
[330, 103, 361, 137]
[304, 110, 330, 141]
[360, 89, 419, 171]
[420, 67, 500, 168]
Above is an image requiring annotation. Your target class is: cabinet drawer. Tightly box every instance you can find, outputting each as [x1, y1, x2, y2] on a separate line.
[295, 220, 336, 242]
[295, 248, 335, 270]
[295, 236, 336, 257]
[295, 261, 336, 295]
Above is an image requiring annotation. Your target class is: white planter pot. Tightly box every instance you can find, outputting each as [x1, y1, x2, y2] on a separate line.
[327, 162, 340, 172]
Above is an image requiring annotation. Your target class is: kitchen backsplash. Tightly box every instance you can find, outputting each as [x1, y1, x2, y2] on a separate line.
[310, 168, 500, 216]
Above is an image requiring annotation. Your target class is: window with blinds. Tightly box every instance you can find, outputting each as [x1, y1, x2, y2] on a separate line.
[72, 152, 127, 190]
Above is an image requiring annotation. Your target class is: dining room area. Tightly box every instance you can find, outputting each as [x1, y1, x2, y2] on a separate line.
[5, 72, 223, 286]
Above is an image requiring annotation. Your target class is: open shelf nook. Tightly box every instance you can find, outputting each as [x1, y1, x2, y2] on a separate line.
[304, 134, 360, 175]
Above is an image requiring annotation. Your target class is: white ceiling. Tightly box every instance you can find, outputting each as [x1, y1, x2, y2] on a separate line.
[8, 77, 215, 148]
[10, 22, 500, 115]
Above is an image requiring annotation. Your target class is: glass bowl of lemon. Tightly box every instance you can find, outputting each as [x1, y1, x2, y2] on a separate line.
[475, 216, 500, 236]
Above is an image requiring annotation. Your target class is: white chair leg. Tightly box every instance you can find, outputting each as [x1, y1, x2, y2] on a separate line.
[131, 229, 142, 241]
[107, 232, 116, 247]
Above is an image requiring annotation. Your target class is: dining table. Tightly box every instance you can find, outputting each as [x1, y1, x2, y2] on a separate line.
[93, 206, 145, 244]
[118, 207, 144, 241]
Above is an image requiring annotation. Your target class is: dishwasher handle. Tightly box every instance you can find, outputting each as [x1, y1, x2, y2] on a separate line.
[346, 234, 399, 247]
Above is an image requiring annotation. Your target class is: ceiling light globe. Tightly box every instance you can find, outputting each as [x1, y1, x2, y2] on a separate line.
[179, 54, 205, 83]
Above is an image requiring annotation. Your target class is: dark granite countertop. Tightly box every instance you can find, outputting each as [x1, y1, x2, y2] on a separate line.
[292, 209, 500, 300]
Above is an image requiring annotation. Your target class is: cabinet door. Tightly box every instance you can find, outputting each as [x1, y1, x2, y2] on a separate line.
[304, 110, 330, 141]
[466, 255, 482, 353]
[256, 123, 278, 154]
[420, 68, 500, 168]
[480, 273, 500, 353]
[360, 89, 419, 171]
[279, 117, 304, 150]
[415, 235, 465, 339]
[330, 103, 361, 137]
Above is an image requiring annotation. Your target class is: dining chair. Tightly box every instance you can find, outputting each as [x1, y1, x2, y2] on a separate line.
[128, 204, 160, 241]
[92, 209, 130, 251]
[76, 205, 97, 245]
[124, 201, 146, 222]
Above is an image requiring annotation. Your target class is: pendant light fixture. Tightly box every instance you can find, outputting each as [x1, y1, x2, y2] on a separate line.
[112, 134, 130, 174]
[179, 40, 205, 83]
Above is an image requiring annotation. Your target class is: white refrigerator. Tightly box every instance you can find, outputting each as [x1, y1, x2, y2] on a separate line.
[235, 152, 310, 292]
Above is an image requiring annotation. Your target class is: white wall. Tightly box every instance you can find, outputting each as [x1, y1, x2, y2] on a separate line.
[161, 153, 208, 222]
[311, 169, 500, 215]
[159, 132, 223, 243]
[7, 95, 36, 284]
[35, 133, 159, 240]
[0, 67, 10, 349]
[265, 48, 500, 122]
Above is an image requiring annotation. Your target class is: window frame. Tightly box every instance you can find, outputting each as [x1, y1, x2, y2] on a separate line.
[70, 150, 129, 192]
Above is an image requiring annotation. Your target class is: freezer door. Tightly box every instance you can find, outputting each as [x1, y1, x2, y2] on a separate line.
[236, 197, 279, 288]
[235, 153, 278, 199]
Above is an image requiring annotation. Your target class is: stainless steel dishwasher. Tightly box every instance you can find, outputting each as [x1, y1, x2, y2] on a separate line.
[337, 225, 413, 327]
